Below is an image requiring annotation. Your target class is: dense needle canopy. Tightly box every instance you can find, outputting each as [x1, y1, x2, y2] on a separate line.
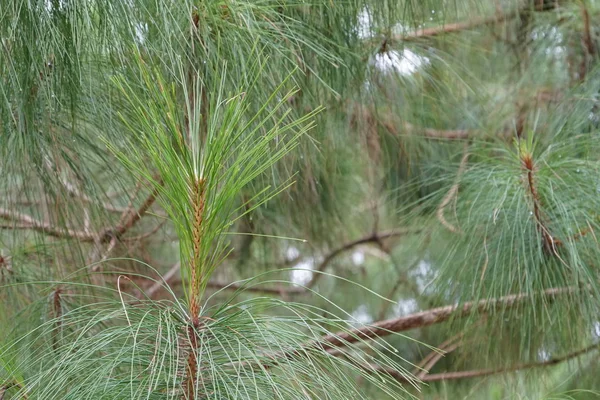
[1, 0, 600, 399]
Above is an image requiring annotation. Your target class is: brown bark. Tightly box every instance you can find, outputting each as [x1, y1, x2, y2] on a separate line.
[319, 286, 576, 351]
[376, 341, 599, 384]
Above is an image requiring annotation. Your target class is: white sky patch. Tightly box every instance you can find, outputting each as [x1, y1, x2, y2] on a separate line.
[394, 298, 418, 316]
[357, 7, 429, 76]
[391, 22, 406, 37]
[593, 321, 600, 338]
[537, 348, 551, 362]
[371, 49, 429, 76]
[290, 259, 314, 286]
[286, 246, 300, 261]
[357, 7, 374, 39]
[351, 304, 373, 325]
[530, 26, 565, 57]
[351, 250, 365, 266]
[135, 23, 148, 45]
[409, 259, 435, 292]
[45, 0, 66, 11]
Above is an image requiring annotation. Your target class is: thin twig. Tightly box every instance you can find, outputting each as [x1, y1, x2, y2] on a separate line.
[121, 220, 167, 242]
[206, 280, 305, 295]
[144, 262, 181, 299]
[413, 323, 481, 379]
[0, 381, 28, 399]
[58, 178, 128, 213]
[0, 185, 160, 244]
[437, 148, 469, 233]
[107, 186, 160, 241]
[0, 208, 97, 240]
[306, 229, 417, 290]
[164, 274, 306, 297]
[377, 341, 599, 384]
[403, 122, 472, 139]
[171, 229, 419, 297]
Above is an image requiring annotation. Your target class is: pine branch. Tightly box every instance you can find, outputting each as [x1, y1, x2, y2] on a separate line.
[375, 341, 599, 384]
[392, 10, 520, 43]
[171, 229, 419, 297]
[0, 186, 159, 243]
[520, 148, 561, 254]
[143, 262, 182, 299]
[106, 186, 160, 242]
[206, 280, 305, 295]
[237, 286, 580, 375]
[390, 3, 559, 44]
[318, 285, 578, 352]
[412, 327, 472, 379]
[305, 229, 418, 290]
[140, 229, 417, 299]
[0, 208, 96, 241]
[0, 381, 27, 400]
[579, 2, 596, 81]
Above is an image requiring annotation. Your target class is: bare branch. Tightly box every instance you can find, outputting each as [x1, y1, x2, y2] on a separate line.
[121, 220, 167, 242]
[186, 229, 419, 297]
[108, 186, 160, 240]
[145, 262, 181, 299]
[305, 229, 417, 290]
[402, 122, 472, 140]
[377, 341, 599, 384]
[0, 185, 160, 244]
[0, 208, 96, 240]
[144, 264, 307, 299]
[206, 280, 305, 295]
[392, 10, 519, 43]
[319, 285, 578, 352]
[58, 178, 128, 213]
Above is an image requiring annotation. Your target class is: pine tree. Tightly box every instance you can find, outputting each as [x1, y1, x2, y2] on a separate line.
[1, 0, 600, 399]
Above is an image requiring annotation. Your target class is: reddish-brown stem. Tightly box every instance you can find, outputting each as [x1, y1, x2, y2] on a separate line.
[184, 321, 201, 399]
[184, 177, 206, 400]
[51, 287, 62, 351]
[189, 177, 206, 319]
[521, 152, 560, 254]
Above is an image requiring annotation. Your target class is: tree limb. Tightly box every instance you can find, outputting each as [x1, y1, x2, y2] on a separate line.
[376, 341, 599, 384]
[390, 6, 558, 44]
[305, 229, 417, 290]
[0, 208, 96, 241]
[319, 285, 577, 352]
[392, 11, 518, 43]
[0, 186, 160, 244]
[143, 264, 307, 299]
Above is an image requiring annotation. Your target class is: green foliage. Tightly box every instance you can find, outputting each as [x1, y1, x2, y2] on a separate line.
[3, 0, 600, 398]
[1, 279, 415, 399]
